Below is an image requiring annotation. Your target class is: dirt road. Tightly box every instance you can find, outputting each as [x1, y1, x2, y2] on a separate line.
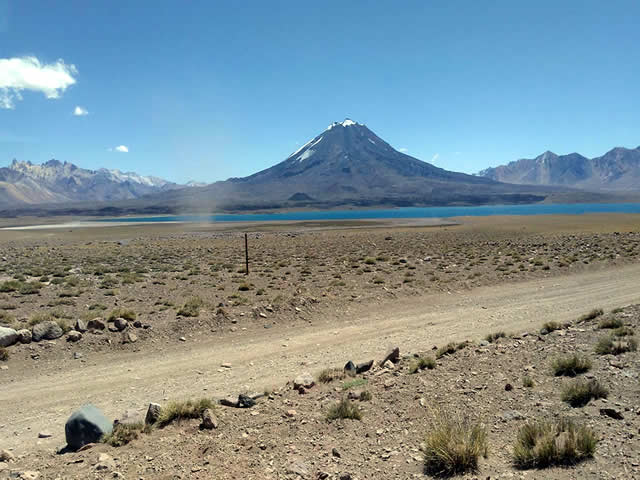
[2, 263, 640, 453]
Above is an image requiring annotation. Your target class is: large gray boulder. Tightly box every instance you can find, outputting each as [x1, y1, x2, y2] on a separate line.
[65, 404, 112, 450]
[32, 321, 63, 342]
[0, 327, 18, 347]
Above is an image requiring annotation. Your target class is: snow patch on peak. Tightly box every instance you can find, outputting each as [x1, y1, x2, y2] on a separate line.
[327, 119, 360, 130]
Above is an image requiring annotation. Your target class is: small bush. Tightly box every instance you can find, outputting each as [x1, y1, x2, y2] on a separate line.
[0, 347, 9, 361]
[551, 354, 592, 377]
[177, 296, 204, 317]
[513, 418, 596, 468]
[595, 336, 637, 355]
[108, 308, 136, 321]
[436, 341, 469, 359]
[238, 282, 252, 291]
[342, 378, 368, 390]
[612, 326, 634, 337]
[317, 368, 345, 383]
[326, 398, 362, 421]
[485, 331, 506, 343]
[423, 412, 487, 476]
[18, 281, 43, 295]
[410, 356, 436, 373]
[611, 307, 624, 314]
[522, 375, 534, 388]
[598, 317, 623, 329]
[101, 422, 143, 447]
[28, 312, 54, 326]
[579, 308, 604, 322]
[561, 379, 608, 407]
[541, 321, 561, 333]
[359, 391, 372, 401]
[0, 280, 22, 292]
[155, 398, 215, 427]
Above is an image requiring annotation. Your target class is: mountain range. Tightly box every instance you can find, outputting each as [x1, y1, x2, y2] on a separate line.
[1, 119, 635, 216]
[0, 159, 187, 207]
[477, 146, 640, 191]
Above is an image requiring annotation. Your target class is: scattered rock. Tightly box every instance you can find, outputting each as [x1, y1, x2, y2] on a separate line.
[66, 330, 82, 342]
[87, 318, 105, 331]
[94, 452, 115, 471]
[0, 449, 15, 462]
[37, 431, 52, 438]
[600, 408, 624, 420]
[501, 410, 525, 422]
[11, 471, 40, 479]
[332, 447, 341, 458]
[74, 319, 88, 333]
[238, 394, 256, 408]
[356, 360, 374, 373]
[113, 318, 128, 331]
[504, 383, 513, 391]
[286, 409, 297, 417]
[16, 329, 31, 344]
[200, 408, 218, 429]
[65, 404, 113, 451]
[383, 360, 395, 369]
[380, 346, 400, 365]
[0, 326, 18, 347]
[145, 403, 162, 425]
[286, 460, 310, 478]
[293, 372, 315, 390]
[31, 321, 63, 342]
[343, 360, 357, 377]
[220, 362, 232, 368]
[122, 331, 137, 344]
[115, 409, 144, 426]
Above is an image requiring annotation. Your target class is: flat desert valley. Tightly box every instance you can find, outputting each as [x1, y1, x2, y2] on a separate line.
[1, 214, 639, 479]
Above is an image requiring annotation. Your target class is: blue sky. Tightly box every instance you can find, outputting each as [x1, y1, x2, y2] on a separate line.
[1, 1, 639, 183]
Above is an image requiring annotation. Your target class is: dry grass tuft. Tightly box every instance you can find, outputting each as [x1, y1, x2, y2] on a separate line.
[561, 379, 608, 407]
[155, 398, 215, 427]
[108, 308, 136, 321]
[409, 356, 436, 373]
[317, 367, 345, 383]
[598, 317, 623, 329]
[513, 418, 597, 469]
[176, 296, 205, 317]
[551, 354, 592, 377]
[0, 347, 9, 361]
[101, 422, 143, 447]
[595, 335, 637, 355]
[423, 410, 487, 477]
[326, 398, 362, 421]
[578, 308, 604, 322]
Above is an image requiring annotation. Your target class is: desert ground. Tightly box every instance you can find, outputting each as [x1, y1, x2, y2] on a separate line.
[1, 214, 639, 479]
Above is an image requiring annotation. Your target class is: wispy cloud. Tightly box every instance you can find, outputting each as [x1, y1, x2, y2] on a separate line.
[0, 56, 77, 109]
[398, 147, 408, 153]
[431, 153, 440, 162]
[73, 106, 88, 116]
[112, 145, 129, 153]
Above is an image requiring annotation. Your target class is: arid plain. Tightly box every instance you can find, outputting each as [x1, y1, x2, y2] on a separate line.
[1, 214, 639, 479]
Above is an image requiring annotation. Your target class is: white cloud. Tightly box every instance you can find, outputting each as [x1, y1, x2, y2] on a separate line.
[431, 153, 440, 162]
[398, 147, 408, 153]
[114, 145, 129, 153]
[73, 106, 88, 116]
[0, 56, 77, 109]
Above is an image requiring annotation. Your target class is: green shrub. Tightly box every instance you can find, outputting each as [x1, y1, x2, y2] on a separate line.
[513, 418, 596, 468]
[18, 281, 43, 295]
[561, 379, 608, 407]
[551, 354, 592, 377]
[423, 413, 487, 476]
[176, 296, 204, 317]
[598, 317, 623, 329]
[522, 375, 534, 388]
[326, 398, 362, 421]
[409, 356, 436, 373]
[101, 422, 143, 447]
[155, 398, 215, 427]
[108, 308, 137, 321]
[0, 280, 22, 292]
[595, 336, 637, 355]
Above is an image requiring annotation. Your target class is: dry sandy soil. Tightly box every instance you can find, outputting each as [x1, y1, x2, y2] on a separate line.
[1, 214, 640, 479]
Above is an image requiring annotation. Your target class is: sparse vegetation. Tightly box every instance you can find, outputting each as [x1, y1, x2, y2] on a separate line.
[436, 341, 469, 359]
[513, 418, 597, 468]
[551, 354, 592, 377]
[595, 335, 638, 355]
[612, 326, 634, 337]
[0, 347, 9, 361]
[598, 317, 623, 329]
[561, 379, 608, 407]
[484, 331, 506, 343]
[342, 378, 368, 390]
[326, 398, 362, 421]
[522, 375, 534, 388]
[155, 398, 215, 427]
[176, 296, 205, 317]
[359, 391, 372, 401]
[409, 356, 436, 373]
[422, 411, 487, 476]
[101, 422, 144, 447]
[578, 308, 604, 322]
[541, 321, 562, 333]
[317, 368, 345, 383]
[108, 308, 137, 321]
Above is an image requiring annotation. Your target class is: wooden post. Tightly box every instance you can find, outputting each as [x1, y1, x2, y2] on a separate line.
[245, 233, 249, 275]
